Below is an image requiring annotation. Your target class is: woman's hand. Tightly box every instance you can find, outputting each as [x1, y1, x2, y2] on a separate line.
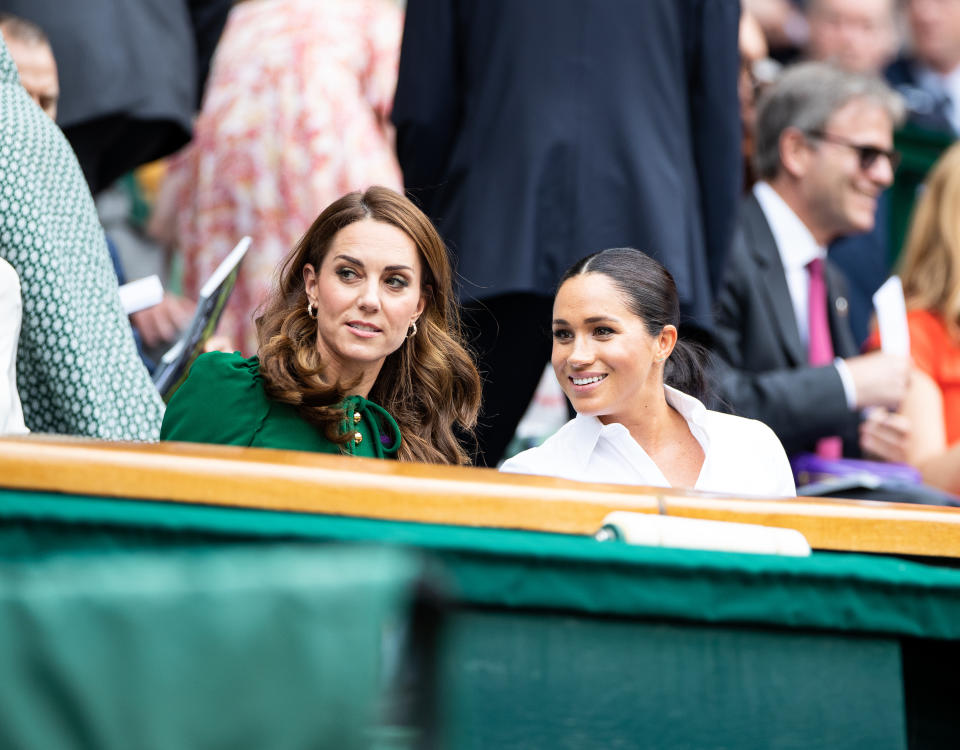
[859, 407, 912, 464]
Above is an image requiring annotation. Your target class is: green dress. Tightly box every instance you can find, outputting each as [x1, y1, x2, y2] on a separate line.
[160, 352, 401, 458]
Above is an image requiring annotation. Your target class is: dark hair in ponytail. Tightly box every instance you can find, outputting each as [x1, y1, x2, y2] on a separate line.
[558, 247, 711, 402]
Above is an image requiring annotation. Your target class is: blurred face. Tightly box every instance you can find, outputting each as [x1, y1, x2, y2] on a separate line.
[806, 0, 896, 74]
[303, 219, 426, 396]
[5, 36, 59, 119]
[799, 99, 895, 242]
[740, 13, 770, 140]
[551, 273, 672, 425]
[909, 0, 960, 73]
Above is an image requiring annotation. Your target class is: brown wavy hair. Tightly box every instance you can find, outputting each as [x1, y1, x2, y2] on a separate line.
[255, 186, 481, 464]
[899, 141, 960, 342]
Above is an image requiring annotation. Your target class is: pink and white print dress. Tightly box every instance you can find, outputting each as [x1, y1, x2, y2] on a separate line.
[167, 0, 404, 354]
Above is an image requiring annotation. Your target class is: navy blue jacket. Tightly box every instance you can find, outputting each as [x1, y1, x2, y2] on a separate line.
[392, 0, 742, 332]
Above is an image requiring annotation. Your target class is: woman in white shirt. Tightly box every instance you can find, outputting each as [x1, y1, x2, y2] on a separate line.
[500, 248, 795, 496]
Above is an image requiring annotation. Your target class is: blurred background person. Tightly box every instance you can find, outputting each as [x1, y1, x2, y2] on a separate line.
[714, 63, 909, 461]
[797, 0, 901, 347]
[161, 0, 404, 356]
[394, 0, 741, 466]
[887, 0, 960, 137]
[805, 0, 898, 75]
[0, 12, 197, 370]
[0, 36, 163, 439]
[0, 13, 56, 118]
[866, 142, 960, 494]
[0, 0, 231, 196]
[743, 0, 809, 60]
[740, 11, 781, 191]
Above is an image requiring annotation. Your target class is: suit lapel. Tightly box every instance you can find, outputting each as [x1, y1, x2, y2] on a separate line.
[742, 195, 807, 366]
[825, 261, 857, 358]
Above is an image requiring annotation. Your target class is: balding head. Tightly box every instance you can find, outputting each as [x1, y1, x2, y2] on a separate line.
[908, 0, 960, 75]
[0, 14, 59, 120]
[806, 0, 897, 74]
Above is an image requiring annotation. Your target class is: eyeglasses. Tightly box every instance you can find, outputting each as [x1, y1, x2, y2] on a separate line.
[804, 130, 901, 172]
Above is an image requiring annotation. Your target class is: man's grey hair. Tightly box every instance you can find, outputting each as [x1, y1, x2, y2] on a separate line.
[753, 62, 905, 180]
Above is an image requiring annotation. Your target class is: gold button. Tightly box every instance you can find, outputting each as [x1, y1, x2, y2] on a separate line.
[354, 431, 363, 446]
[353, 411, 362, 424]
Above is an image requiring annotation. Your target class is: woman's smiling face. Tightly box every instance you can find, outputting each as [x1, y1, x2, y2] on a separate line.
[551, 273, 671, 423]
[303, 219, 425, 393]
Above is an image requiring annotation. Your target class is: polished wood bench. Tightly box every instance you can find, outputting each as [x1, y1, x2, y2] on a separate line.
[2, 434, 960, 558]
[3, 435, 960, 749]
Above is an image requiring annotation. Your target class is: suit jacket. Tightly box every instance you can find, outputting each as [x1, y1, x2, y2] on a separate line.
[712, 194, 861, 456]
[885, 57, 956, 136]
[392, 0, 741, 332]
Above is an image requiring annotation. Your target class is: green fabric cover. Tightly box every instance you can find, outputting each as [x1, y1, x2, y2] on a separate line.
[440, 611, 906, 750]
[0, 543, 419, 750]
[160, 352, 401, 458]
[3, 488, 960, 640]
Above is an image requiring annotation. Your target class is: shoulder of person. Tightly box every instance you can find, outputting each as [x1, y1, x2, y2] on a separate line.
[702, 408, 782, 451]
[160, 351, 268, 444]
[702, 409, 795, 496]
[499, 418, 581, 476]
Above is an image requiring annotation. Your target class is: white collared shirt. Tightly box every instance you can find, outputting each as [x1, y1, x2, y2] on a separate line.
[916, 64, 960, 135]
[753, 181, 824, 347]
[752, 181, 857, 410]
[500, 386, 796, 497]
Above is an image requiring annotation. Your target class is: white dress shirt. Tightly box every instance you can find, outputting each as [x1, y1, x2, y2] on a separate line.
[916, 64, 960, 136]
[0, 258, 28, 436]
[500, 385, 796, 497]
[752, 181, 857, 409]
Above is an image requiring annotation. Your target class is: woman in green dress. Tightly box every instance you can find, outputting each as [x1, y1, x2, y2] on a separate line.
[161, 186, 482, 464]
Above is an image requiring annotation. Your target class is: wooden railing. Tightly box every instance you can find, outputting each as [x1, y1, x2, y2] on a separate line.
[2, 435, 960, 557]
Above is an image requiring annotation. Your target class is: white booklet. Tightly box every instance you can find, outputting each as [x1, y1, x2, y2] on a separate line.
[872, 275, 910, 356]
[152, 237, 252, 399]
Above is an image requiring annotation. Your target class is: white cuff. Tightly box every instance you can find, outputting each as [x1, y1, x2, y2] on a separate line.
[833, 358, 857, 411]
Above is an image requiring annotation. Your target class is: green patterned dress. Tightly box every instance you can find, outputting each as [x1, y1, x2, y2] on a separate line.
[0, 37, 163, 440]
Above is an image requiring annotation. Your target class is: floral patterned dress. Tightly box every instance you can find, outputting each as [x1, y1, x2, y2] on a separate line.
[167, 0, 404, 355]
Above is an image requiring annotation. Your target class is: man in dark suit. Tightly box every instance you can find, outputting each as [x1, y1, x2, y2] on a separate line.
[392, 0, 741, 465]
[885, 0, 960, 137]
[714, 62, 910, 458]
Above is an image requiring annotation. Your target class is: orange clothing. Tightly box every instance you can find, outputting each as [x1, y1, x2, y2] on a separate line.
[870, 309, 960, 445]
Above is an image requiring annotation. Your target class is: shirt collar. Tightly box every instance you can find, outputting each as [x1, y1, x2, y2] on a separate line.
[569, 385, 710, 471]
[753, 181, 826, 272]
[565, 412, 605, 473]
[916, 63, 960, 132]
[916, 63, 960, 99]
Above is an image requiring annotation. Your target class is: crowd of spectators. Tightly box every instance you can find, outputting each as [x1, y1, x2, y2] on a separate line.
[2, 0, 960, 498]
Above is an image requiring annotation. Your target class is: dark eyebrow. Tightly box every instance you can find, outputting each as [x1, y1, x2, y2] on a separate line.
[584, 316, 619, 324]
[334, 255, 414, 273]
[552, 316, 620, 325]
[334, 254, 364, 266]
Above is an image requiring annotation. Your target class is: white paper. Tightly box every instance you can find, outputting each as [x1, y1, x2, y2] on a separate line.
[118, 275, 164, 315]
[872, 275, 910, 356]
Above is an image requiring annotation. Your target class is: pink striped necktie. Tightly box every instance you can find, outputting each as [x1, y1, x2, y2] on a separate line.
[807, 257, 843, 459]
